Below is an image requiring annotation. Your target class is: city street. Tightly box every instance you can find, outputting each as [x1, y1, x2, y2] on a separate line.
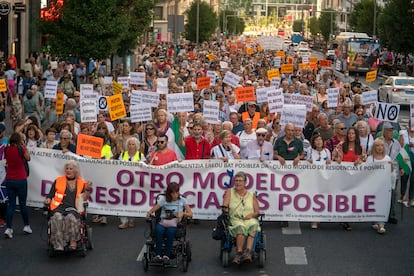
[1, 206, 414, 276]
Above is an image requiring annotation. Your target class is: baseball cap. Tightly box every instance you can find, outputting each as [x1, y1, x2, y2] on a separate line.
[256, 128, 267, 134]
[383, 122, 394, 129]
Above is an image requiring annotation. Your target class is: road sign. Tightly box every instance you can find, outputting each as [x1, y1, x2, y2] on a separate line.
[0, 1, 11, 16]
[14, 2, 26, 13]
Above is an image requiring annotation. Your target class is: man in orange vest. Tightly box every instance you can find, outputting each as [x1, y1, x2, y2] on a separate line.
[241, 101, 261, 129]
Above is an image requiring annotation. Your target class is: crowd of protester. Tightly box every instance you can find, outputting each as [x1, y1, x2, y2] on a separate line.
[0, 38, 412, 238]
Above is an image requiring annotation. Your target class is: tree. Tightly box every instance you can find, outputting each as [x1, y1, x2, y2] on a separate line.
[348, 0, 381, 36]
[38, 0, 154, 61]
[184, 2, 217, 43]
[293, 20, 304, 33]
[318, 9, 338, 42]
[309, 16, 320, 38]
[377, 0, 414, 54]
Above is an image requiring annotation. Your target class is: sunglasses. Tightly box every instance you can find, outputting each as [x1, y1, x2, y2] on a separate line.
[339, 127, 347, 130]
[257, 133, 266, 137]
[146, 128, 154, 131]
[157, 141, 166, 144]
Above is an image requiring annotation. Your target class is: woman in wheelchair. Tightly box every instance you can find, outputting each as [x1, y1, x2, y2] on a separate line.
[222, 171, 260, 264]
[44, 160, 92, 251]
[146, 182, 192, 263]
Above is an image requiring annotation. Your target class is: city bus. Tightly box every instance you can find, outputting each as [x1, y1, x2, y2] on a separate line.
[332, 32, 380, 73]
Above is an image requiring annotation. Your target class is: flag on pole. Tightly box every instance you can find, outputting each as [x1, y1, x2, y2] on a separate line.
[396, 144, 412, 175]
[169, 116, 186, 159]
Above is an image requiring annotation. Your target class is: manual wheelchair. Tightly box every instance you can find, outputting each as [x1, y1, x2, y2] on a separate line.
[218, 207, 266, 267]
[142, 194, 192, 272]
[45, 202, 93, 257]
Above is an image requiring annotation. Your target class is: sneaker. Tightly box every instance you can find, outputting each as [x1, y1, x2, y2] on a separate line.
[154, 255, 162, 263]
[232, 252, 242, 265]
[23, 225, 33, 234]
[162, 255, 170, 264]
[409, 200, 414, 207]
[402, 201, 409, 208]
[241, 249, 252, 263]
[311, 222, 318, 229]
[377, 225, 386, 234]
[4, 228, 13, 239]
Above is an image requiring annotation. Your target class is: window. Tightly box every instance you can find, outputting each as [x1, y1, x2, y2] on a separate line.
[154, 6, 163, 20]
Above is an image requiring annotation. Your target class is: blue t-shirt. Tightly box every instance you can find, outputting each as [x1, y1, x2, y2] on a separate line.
[157, 195, 187, 219]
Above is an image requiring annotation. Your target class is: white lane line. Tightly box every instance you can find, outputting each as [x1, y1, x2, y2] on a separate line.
[136, 245, 146, 262]
[284, 247, 308, 265]
[282, 221, 302, 235]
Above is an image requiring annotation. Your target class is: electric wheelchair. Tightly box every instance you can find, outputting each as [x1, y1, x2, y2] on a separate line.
[217, 206, 266, 267]
[45, 202, 93, 257]
[142, 194, 192, 272]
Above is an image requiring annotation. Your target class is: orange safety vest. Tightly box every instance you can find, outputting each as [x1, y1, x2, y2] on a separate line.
[242, 111, 261, 129]
[50, 176, 86, 211]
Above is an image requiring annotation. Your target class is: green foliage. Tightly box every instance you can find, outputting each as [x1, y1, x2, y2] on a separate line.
[184, 1, 217, 43]
[318, 9, 338, 42]
[38, 0, 154, 60]
[293, 20, 304, 33]
[348, 0, 381, 36]
[309, 16, 320, 37]
[377, 0, 414, 54]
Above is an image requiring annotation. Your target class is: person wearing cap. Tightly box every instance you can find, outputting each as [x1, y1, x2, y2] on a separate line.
[245, 128, 273, 161]
[381, 122, 401, 225]
[241, 101, 261, 130]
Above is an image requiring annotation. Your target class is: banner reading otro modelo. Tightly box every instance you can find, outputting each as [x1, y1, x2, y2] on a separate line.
[27, 148, 391, 222]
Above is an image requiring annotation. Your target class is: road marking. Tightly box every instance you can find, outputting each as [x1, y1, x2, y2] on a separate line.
[136, 245, 146, 262]
[284, 247, 308, 265]
[282, 221, 302, 235]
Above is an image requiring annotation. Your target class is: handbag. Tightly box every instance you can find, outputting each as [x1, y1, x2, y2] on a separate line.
[159, 218, 178, 228]
[211, 214, 225, 240]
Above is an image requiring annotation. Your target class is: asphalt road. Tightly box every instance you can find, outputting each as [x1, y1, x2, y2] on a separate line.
[1, 205, 414, 276]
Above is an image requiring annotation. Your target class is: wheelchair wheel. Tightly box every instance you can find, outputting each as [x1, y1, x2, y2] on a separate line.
[221, 250, 229, 267]
[185, 241, 192, 262]
[86, 227, 94, 250]
[258, 233, 266, 268]
[142, 255, 149, 272]
[182, 254, 189, 272]
[79, 243, 87, 257]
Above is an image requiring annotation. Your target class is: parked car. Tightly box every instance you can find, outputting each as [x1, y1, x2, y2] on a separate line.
[325, 50, 335, 61]
[378, 75, 414, 105]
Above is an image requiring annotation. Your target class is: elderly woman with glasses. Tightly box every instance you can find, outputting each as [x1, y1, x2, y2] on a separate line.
[140, 122, 159, 160]
[52, 129, 76, 153]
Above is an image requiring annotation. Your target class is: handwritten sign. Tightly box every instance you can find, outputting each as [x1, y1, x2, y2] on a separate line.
[270, 78, 281, 89]
[256, 87, 271, 104]
[107, 94, 126, 121]
[281, 104, 307, 128]
[327, 88, 340, 108]
[366, 70, 377, 83]
[130, 105, 153, 123]
[284, 94, 313, 112]
[203, 100, 220, 124]
[223, 71, 242, 88]
[268, 88, 284, 113]
[362, 90, 378, 105]
[281, 64, 294, 74]
[80, 98, 97, 123]
[197, 76, 211, 90]
[112, 81, 123, 94]
[273, 57, 281, 68]
[44, 80, 58, 99]
[167, 93, 194, 113]
[157, 78, 168, 94]
[76, 134, 104, 159]
[118, 77, 129, 90]
[235, 86, 255, 103]
[130, 90, 159, 107]
[80, 84, 94, 95]
[56, 93, 65, 115]
[267, 69, 280, 80]
[130, 72, 146, 85]
[206, 71, 216, 87]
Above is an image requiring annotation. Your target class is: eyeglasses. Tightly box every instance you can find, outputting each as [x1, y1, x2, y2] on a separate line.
[74, 95, 80, 98]
[339, 127, 347, 130]
[146, 128, 154, 131]
[157, 141, 166, 144]
[257, 133, 266, 137]
[188, 126, 193, 130]
[60, 137, 70, 140]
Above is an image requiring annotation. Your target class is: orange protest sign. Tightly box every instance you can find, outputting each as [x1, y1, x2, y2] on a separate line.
[189, 51, 195, 59]
[107, 94, 126, 121]
[299, 63, 310, 70]
[365, 70, 377, 83]
[76, 134, 104, 159]
[56, 92, 65, 115]
[309, 57, 318, 63]
[309, 62, 318, 70]
[235, 87, 255, 103]
[207, 53, 215, 60]
[245, 47, 254, 55]
[267, 69, 280, 80]
[281, 64, 294, 74]
[319, 60, 332, 67]
[112, 81, 122, 94]
[276, 51, 285, 58]
[0, 79, 6, 92]
[257, 45, 263, 52]
[287, 56, 293, 64]
[230, 44, 237, 51]
[197, 76, 211, 90]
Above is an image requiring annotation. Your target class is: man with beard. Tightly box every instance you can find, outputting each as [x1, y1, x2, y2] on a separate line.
[180, 122, 211, 159]
[148, 135, 178, 165]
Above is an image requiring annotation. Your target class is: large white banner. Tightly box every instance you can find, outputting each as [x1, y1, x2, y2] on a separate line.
[27, 149, 391, 222]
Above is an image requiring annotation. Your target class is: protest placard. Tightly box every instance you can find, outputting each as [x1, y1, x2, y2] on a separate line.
[130, 72, 146, 85]
[76, 134, 104, 159]
[167, 93, 194, 113]
[44, 80, 58, 99]
[327, 88, 340, 108]
[130, 105, 153, 122]
[107, 94, 126, 121]
[235, 86, 255, 103]
[268, 88, 284, 113]
[362, 90, 378, 105]
[223, 71, 242, 88]
[203, 100, 220, 124]
[197, 76, 211, 90]
[281, 104, 307, 128]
